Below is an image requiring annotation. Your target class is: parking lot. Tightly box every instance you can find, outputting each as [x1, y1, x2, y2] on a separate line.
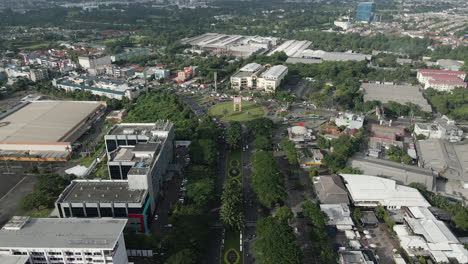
[0, 172, 37, 226]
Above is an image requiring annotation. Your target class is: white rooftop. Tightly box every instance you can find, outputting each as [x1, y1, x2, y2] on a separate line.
[320, 204, 354, 229]
[239, 63, 262, 72]
[341, 174, 430, 208]
[260, 65, 287, 79]
[0, 217, 127, 249]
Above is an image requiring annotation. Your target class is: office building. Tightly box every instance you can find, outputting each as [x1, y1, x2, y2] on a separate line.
[356, 2, 374, 22]
[416, 69, 467, 92]
[0, 100, 106, 161]
[230, 63, 287, 92]
[29, 68, 49, 82]
[0, 216, 129, 264]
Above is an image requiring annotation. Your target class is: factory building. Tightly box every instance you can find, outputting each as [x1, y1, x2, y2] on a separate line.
[0, 216, 129, 264]
[0, 100, 106, 161]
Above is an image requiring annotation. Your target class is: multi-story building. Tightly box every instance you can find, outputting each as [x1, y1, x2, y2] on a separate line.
[0, 216, 129, 264]
[230, 63, 288, 92]
[29, 68, 49, 82]
[56, 121, 174, 233]
[356, 2, 374, 22]
[78, 55, 112, 69]
[416, 69, 467, 92]
[414, 117, 463, 142]
[110, 48, 151, 62]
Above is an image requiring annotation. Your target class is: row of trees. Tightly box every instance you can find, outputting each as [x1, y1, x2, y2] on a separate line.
[280, 140, 298, 165]
[226, 121, 242, 150]
[220, 181, 245, 231]
[424, 87, 468, 121]
[251, 151, 286, 208]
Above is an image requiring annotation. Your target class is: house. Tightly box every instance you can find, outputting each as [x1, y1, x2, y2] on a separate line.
[313, 175, 350, 205]
[414, 116, 463, 142]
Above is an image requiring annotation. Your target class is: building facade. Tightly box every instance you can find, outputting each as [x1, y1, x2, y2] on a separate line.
[78, 55, 112, 69]
[230, 63, 287, 92]
[356, 2, 374, 22]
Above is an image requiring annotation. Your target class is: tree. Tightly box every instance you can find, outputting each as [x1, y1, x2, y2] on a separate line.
[253, 217, 303, 264]
[252, 135, 269, 150]
[226, 121, 242, 150]
[275, 206, 293, 223]
[165, 249, 197, 264]
[280, 140, 298, 165]
[190, 139, 216, 166]
[186, 178, 215, 207]
[302, 201, 328, 229]
[220, 181, 245, 231]
[251, 151, 285, 208]
[246, 118, 275, 137]
[316, 136, 330, 150]
[454, 210, 468, 230]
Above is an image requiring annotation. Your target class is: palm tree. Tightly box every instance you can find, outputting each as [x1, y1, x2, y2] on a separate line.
[220, 181, 245, 231]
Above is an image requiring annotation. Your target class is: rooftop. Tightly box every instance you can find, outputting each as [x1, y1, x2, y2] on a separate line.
[57, 180, 147, 204]
[239, 63, 263, 72]
[108, 121, 173, 137]
[0, 101, 103, 144]
[261, 65, 287, 79]
[313, 175, 350, 205]
[0, 255, 29, 264]
[0, 217, 126, 249]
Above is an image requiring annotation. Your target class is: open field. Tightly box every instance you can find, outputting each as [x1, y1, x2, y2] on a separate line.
[209, 102, 266, 122]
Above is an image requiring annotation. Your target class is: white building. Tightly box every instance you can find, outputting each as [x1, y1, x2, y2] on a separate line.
[78, 55, 112, 69]
[0, 216, 129, 264]
[334, 21, 352, 30]
[30, 68, 49, 82]
[320, 203, 354, 230]
[341, 174, 430, 209]
[287, 125, 314, 143]
[230, 63, 288, 93]
[416, 69, 467, 92]
[394, 206, 468, 264]
[334, 113, 364, 130]
[414, 117, 463, 142]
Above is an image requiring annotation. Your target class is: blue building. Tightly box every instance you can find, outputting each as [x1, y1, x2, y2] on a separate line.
[356, 2, 374, 22]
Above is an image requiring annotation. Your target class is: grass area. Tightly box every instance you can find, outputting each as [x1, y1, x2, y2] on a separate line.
[209, 102, 266, 122]
[198, 97, 218, 104]
[223, 229, 242, 264]
[79, 142, 105, 167]
[227, 150, 242, 183]
[19, 43, 50, 50]
[22, 208, 53, 218]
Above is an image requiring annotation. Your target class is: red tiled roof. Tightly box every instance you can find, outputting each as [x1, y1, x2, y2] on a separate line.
[417, 69, 465, 75]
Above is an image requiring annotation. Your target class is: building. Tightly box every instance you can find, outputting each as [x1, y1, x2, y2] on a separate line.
[287, 124, 314, 143]
[341, 174, 430, 209]
[0, 255, 29, 264]
[313, 175, 350, 205]
[394, 206, 468, 264]
[53, 76, 147, 100]
[333, 113, 364, 130]
[368, 124, 406, 157]
[320, 204, 354, 230]
[230, 63, 287, 92]
[416, 139, 468, 188]
[29, 68, 49, 82]
[55, 121, 175, 233]
[78, 55, 112, 69]
[110, 48, 151, 62]
[334, 21, 352, 30]
[356, 2, 374, 22]
[348, 154, 437, 191]
[414, 117, 463, 142]
[361, 83, 432, 113]
[106, 109, 127, 122]
[436, 59, 464, 71]
[286, 49, 371, 64]
[339, 250, 379, 264]
[0, 216, 129, 264]
[0, 100, 106, 161]
[416, 69, 467, 92]
[175, 66, 199, 83]
[147, 68, 170, 79]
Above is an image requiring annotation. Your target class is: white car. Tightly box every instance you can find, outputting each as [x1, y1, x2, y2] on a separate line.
[154, 214, 159, 221]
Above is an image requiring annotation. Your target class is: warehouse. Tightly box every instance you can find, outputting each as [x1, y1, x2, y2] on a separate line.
[0, 100, 106, 161]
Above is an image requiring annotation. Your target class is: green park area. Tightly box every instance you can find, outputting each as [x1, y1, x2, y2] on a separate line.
[209, 102, 266, 122]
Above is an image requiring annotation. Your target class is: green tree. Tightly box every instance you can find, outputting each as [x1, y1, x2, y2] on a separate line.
[280, 140, 298, 165]
[253, 216, 303, 264]
[275, 206, 293, 223]
[251, 151, 285, 208]
[165, 248, 196, 264]
[220, 181, 245, 231]
[190, 139, 216, 166]
[246, 118, 275, 137]
[454, 210, 468, 231]
[226, 121, 242, 150]
[252, 135, 270, 150]
[186, 178, 215, 207]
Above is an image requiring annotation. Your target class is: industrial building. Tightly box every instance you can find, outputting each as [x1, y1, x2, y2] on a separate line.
[341, 174, 430, 209]
[416, 69, 467, 91]
[230, 63, 288, 92]
[0, 216, 129, 264]
[0, 100, 106, 161]
[361, 83, 432, 113]
[53, 76, 147, 100]
[56, 121, 174, 233]
[356, 2, 374, 22]
[348, 154, 437, 191]
[286, 50, 371, 64]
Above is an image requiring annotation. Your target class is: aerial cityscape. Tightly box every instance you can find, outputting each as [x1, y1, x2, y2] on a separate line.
[0, 0, 467, 264]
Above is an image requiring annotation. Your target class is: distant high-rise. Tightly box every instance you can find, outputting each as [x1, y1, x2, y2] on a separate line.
[356, 2, 374, 22]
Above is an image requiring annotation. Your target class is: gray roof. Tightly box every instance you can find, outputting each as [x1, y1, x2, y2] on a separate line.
[0, 218, 127, 249]
[239, 63, 262, 72]
[361, 211, 379, 225]
[57, 180, 147, 204]
[313, 175, 350, 204]
[416, 139, 468, 182]
[261, 65, 287, 79]
[0, 101, 103, 144]
[0, 255, 29, 264]
[362, 83, 432, 112]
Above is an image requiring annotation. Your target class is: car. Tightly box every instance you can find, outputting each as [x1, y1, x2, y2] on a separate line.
[164, 224, 173, 228]
[179, 198, 185, 203]
[154, 214, 159, 221]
